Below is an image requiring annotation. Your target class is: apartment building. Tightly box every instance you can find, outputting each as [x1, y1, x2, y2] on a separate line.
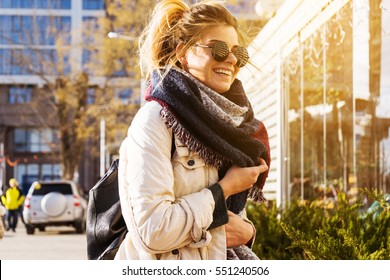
[0, 0, 108, 193]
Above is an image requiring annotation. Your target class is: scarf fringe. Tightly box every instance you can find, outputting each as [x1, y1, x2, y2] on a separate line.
[248, 188, 267, 203]
[161, 107, 232, 168]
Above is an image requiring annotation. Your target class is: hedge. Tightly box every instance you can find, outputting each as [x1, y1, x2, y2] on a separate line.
[246, 191, 390, 260]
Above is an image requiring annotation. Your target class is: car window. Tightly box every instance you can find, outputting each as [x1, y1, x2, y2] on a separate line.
[32, 183, 73, 195]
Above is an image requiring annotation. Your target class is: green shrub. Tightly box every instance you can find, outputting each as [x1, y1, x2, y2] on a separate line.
[246, 191, 390, 260]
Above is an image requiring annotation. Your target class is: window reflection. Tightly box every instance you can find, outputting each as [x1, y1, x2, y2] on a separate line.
[283, 1, 390, 203]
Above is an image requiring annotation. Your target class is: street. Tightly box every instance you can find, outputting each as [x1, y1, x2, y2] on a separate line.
[0, 221, 87, 260]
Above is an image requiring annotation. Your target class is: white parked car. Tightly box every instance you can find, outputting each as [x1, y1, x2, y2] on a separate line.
[23, 180, 87, 235]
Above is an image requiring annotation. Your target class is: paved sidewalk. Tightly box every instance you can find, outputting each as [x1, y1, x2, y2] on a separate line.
[0, 221, 87, 260]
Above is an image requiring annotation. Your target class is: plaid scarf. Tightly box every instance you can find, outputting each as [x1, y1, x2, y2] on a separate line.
[146, 67, 270, 211]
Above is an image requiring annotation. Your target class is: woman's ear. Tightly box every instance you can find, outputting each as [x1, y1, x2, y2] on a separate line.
[176, 43, 187, 66]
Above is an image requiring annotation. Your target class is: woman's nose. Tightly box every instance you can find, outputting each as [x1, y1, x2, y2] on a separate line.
[225, 51, 238, 65]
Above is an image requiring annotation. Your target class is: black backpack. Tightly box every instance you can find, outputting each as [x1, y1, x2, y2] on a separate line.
[87, 159, 126, 260]
[86, 136, 175, 260]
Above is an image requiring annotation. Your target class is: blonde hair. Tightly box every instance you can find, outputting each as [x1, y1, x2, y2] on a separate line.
[9, 178, 19, 187]
[139, 0, 244, 80]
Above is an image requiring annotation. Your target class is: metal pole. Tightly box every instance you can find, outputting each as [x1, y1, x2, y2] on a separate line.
[322, 24, 327, 202]
[299, 36, 304, 201]
[0, 142, 4, 190]
[100, 119, 105, 177]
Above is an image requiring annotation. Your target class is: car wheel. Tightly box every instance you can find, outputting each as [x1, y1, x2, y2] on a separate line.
[41, 192, 67, 217]
[74, 220, 86, 233]
[26, 225, 35, 235]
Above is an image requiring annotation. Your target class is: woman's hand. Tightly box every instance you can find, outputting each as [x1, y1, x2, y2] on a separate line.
[225, 211, 254, 248]
[219, 158, 268, 198]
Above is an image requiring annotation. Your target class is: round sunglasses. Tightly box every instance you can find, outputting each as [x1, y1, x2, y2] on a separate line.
[195, 40, 249, 67]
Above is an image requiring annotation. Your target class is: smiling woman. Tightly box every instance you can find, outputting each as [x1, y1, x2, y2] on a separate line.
[181, 25, 244, 93]
[114, 0, 271, 260]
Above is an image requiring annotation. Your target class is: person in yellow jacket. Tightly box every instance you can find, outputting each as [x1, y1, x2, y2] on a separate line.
[1, 178, 25, 232]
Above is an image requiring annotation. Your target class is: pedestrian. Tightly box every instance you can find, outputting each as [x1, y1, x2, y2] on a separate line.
[0, 203, 5, 239]
[1, 178, 25, 232]
[9, 178, 26, 225]
[115, 0, 270, 260]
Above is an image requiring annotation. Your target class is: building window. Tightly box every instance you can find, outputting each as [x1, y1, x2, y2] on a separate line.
[87, 87, 96, 104]
[8, 86, 33, 104]
[0, 49, 11, 75]
[15, 163, 61, 194]
[111, 57, 131, 77]
[82, 16, 99, 72]
[41, 163, 62, 180]
[15, 163, 39, 195]
[83, 0, 104, 10]
[0, 47, 67, 75]
[284, 2, 354, 201]
[14, 128, 59, 153]
[115, 88, 137, 105]
[284, 3, 354, 199]
[283, 0, 390, 201]
[0, 0, 71, 9]
[0, 15, 19, 44]
[0, 15, 71, 46]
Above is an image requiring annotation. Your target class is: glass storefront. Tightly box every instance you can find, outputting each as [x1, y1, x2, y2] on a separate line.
[282, 0, 390, 203]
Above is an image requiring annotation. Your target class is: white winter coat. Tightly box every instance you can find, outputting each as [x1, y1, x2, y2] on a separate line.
[115, 101, 227, 260]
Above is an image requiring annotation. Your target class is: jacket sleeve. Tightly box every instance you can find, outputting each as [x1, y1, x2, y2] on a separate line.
[118, 102, 216, 254]
[207, 183, 228, 230]
[240, 208, 256, 248]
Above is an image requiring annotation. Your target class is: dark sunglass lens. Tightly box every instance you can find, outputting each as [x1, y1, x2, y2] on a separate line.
[211, 41, 229, 62]
[232, 46, 249, 67]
